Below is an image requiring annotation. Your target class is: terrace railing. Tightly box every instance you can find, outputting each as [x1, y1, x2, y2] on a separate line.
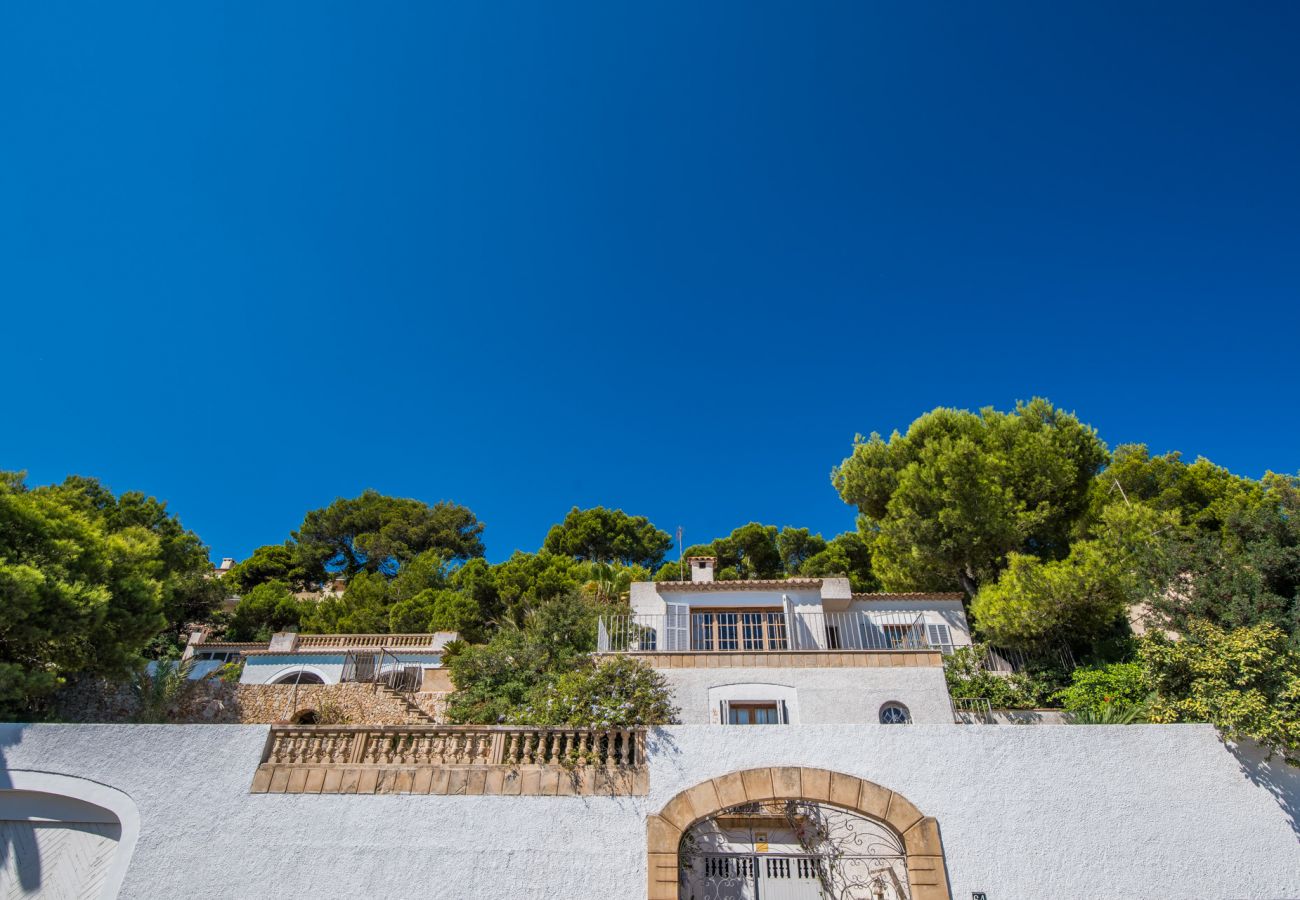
[297, 633, 440, 649]
[598, 610, 934, 653]
[952, 697, 994, 725]
[341, 649, 422, 693]
[260, 725, 643, 768]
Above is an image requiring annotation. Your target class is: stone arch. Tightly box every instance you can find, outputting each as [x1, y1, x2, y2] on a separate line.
[647, 766, 949, 900]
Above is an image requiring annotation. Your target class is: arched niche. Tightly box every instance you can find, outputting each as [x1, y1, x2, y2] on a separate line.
[0, 770, 141, 899]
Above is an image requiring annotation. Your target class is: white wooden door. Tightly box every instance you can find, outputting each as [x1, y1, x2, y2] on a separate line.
[0, 821, 120, 900]
[757, 856, 825, 900]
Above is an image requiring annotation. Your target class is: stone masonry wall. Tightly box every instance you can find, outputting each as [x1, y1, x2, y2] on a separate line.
[54, 678, 449, 725]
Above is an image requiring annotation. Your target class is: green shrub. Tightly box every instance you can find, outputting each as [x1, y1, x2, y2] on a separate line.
[513, 655, 677, 728]
[943, 644, 1069, 709]
[1053, 662, 1147, 715]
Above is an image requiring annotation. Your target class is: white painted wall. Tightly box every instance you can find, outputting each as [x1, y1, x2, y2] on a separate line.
[1, 723, 1297, 899]
[846, 599, 973, 647]
[660, 666, 954, 724]
[239, 653, 443, 685]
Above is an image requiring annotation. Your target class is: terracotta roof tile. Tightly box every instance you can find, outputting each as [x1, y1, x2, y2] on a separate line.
[851, 592, 966, 601]
[657, 578, 824, 592]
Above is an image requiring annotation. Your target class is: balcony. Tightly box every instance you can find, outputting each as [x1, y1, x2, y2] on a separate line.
[597, 611, 946, 668]
[250, 725, 647, 796]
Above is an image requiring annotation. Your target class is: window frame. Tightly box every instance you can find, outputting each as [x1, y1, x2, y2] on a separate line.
[693, 607, 788, 651]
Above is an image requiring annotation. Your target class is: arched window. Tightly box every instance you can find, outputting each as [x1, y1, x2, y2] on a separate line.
[879, 702, 911, 725]
[272, 671, 324, 685]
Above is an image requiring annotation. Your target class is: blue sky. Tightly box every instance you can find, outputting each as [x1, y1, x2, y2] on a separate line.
[2, 2, 1297, 564]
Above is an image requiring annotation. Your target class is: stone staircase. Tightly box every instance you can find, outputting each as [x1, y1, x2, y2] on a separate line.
[376, 683, 440, 724]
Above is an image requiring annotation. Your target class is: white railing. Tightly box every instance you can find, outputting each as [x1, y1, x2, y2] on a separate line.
[952, 697, 994, 724]
[597, 611, 934, 653]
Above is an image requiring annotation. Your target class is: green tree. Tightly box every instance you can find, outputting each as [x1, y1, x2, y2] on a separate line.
[293, 489, 484, 581]
[39, 476, 223, 647]
[798, 532, 879, 591]
[302, 570, 392, 633]
[691, 523, 783, 580]
[1143, 619, 1300, 763]
[776, 528, 828, 574]
[1087, 444, 1263, 536]
[1149, 473, 1300, 642]
[488, 551, 585, 625]
[445, 593, 605, 724]
[541, 506, 673, 569]
[225, 581, 312, 642]
[833, 399, 1108, 594]
[224, 543, 310, 594]
[388, 588, 487, 642]
[0, 473, 168, 718]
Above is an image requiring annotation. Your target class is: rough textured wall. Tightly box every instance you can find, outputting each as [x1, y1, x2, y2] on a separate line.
[657, 665, 954, 724]
[54, 680, 448, 725]
[1, 723, 1297, 899]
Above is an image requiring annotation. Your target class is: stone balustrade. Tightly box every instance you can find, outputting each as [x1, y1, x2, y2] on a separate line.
[251, 725, 647, 796]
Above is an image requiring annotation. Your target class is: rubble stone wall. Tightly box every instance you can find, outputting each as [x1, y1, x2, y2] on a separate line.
[54, 678, 449, 725]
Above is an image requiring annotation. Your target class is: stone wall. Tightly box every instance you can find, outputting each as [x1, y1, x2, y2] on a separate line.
[54, 678, 449, 725]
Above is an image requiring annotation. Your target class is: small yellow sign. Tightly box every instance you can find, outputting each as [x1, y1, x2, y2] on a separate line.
[754, 832, 769, 853]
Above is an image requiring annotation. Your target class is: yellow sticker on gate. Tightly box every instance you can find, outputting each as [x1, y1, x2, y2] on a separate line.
[754, 832, 769, 853]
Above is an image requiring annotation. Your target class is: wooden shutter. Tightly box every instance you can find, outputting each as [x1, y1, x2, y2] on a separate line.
[665, 603, 691, 651]
[927, 623, 954, 654]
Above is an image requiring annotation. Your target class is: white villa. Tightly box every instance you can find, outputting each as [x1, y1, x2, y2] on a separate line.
[4, 559, 1299, 899]
[601, 557, 971, 725]
[183, 629, 457, 692]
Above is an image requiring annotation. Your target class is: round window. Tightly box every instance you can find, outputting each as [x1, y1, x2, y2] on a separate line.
[879, 703, 911, 725]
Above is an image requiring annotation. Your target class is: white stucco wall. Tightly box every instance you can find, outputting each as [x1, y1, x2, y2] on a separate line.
[1, 723, 1297, 899]
[847, 599, 973, 647]
[659, 666, 953, 724]
[240, 653, 443, 685]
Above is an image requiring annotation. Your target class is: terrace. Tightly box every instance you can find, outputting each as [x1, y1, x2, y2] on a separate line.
[597, 610, 948, 668]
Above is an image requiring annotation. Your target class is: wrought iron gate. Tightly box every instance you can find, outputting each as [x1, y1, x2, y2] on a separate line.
[684, 852, 909, 900]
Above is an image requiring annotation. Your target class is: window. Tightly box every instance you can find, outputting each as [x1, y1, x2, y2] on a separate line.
[882, 624, 924, 649]
[927, 623, 954, 654]
[694, 608, 788, 651]
[728, 702, 783, 725]
[879, 702, 911, 724]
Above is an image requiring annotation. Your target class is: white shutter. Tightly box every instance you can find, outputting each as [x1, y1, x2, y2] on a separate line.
[665, 603, 691, 651]
[781, 594, 797, 650]
[718, 699, 730, 725]
[927, 623, 954, 654]
[779, 699, 789, 724]
[597, 616, 610, 653]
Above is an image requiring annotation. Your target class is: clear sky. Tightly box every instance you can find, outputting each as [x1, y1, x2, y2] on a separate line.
[2, 2, 1297, 564]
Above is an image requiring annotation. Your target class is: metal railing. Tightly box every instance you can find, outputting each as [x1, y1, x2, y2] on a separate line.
[261, 725, 643, 768]
[952, 697, 994, 725]
[597, 611, 934, 653]
[341, 650, 422, 693]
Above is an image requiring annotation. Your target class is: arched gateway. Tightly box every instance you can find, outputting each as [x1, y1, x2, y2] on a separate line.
[647, 767, 949, 900]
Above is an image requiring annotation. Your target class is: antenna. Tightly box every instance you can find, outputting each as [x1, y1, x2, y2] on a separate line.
[677, 526, 684, 581]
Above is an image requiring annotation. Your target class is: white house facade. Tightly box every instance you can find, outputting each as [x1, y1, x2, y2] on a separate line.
[602, 558, 971, 725]
[184, 631, 457, 692]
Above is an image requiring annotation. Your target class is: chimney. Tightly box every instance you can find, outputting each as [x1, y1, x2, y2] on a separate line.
[687, 556, 717, 584]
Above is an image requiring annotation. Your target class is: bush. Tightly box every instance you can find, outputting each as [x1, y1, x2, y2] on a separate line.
[1053, 662, 1148, 715]
[943, 645, 1067, 709]
[1143, 619, 1300, 763]
[513, 655, 677, 728]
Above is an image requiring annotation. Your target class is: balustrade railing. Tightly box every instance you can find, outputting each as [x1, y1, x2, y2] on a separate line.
[598, 610, 936, 653]
[297, 633, 440, 649]
[261, 725, 643, 768]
